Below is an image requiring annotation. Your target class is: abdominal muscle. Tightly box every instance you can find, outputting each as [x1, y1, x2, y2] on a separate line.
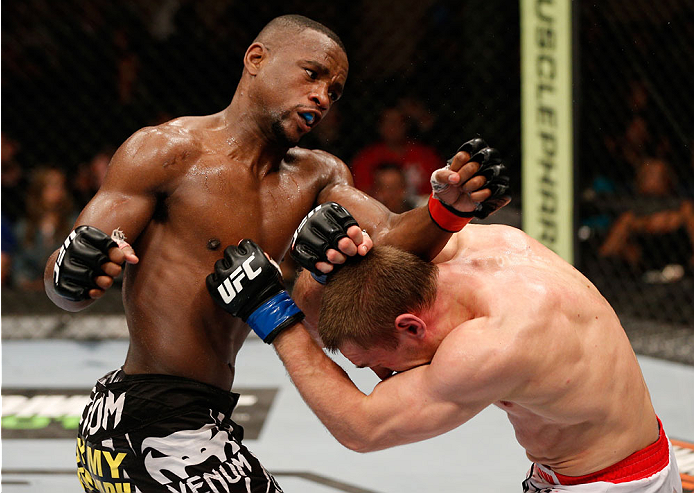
[120, 232, 250, 390]
[495, 395, 658, 476]
[497, 400, 599, 472]
[487, 313, 658, 476]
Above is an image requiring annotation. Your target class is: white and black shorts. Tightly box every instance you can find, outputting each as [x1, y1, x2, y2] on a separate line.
[76, 369, 283, 493]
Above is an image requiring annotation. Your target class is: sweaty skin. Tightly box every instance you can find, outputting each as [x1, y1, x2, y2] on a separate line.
[276, 225, 659, 477]
[43, 28, 488, 390]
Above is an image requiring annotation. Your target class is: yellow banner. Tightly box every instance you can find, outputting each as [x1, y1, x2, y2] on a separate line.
[520, 0, 574, 263]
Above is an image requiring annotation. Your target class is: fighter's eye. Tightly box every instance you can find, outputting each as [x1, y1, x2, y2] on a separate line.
[305, 69, 317, 79]
[329, 91, 340, 102]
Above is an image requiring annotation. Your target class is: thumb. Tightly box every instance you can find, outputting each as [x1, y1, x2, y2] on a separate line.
[119, 244, 139, 264]
[431, 168, 460, 187]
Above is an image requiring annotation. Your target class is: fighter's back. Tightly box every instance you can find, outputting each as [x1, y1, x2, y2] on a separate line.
[439, 224, 658, 475]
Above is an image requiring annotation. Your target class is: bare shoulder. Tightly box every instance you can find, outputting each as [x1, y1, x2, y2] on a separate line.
[104, 117, 205, 192]
[465, 224, 533, 246]
[433, 224, 528, 263]
[453, 224, 539, 258]
[115, 118, 202, 168]
[286, 147, 352, 184]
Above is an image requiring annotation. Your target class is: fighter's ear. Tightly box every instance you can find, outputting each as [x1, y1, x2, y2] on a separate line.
[395, 313, 426, 339]
[244, 42, 267, 76]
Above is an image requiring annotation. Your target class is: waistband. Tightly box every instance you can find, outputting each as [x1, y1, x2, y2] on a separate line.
[96, 368, 240, 415]
[537, 417, 670, 485]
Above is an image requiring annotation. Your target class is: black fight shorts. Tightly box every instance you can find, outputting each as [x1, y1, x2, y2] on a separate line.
[76, 369, 283, 493]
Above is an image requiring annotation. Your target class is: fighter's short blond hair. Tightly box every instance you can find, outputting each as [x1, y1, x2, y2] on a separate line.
[319, 245, 438, 352]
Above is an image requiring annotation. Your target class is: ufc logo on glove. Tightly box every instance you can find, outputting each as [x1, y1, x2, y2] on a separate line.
[207, 239, 304, 343]
[216, 254, 262, 303]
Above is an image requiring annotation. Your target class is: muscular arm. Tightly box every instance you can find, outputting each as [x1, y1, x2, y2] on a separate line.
[272, 320, 520, 452]
[44, 126, 181, 311]
[322, 183, 450, 261]
[290, 269, 324, 342]
[315, 149, 488, 261]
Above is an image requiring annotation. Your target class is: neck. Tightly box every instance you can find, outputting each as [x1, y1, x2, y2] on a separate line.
[221, 91, 290, 172]
[423, 267, 476, 339]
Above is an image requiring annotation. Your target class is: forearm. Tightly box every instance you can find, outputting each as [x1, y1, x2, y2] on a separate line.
[272, 324, 376, 452]
[321, 185, 452, 261]
[373, 205, 451, 261]
[290, 270, 324, 343]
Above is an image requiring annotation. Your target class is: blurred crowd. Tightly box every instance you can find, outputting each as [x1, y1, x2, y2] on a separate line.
[1, 133, 104, 290]
[579, 79, 694, 284]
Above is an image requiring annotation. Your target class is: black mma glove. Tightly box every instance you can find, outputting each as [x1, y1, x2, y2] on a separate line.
[53, 225, 118, 301]
[290, 202, 359, 283]
[429, 138, 511, 229]
[206, 239, 304, 343]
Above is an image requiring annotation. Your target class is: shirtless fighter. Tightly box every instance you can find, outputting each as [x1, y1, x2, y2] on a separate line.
[43, 14, 509, 493]
[209, 226, 682, 492]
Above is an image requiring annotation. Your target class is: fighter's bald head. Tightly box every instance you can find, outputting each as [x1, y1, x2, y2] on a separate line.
[254, 15, 346, 55]
[238, 15, 348, 147]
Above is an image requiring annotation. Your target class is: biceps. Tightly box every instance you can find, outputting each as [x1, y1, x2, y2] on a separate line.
[74, 189, 156, 243]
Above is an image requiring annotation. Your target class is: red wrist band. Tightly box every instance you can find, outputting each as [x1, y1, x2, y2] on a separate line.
[428, 194, 473, 232]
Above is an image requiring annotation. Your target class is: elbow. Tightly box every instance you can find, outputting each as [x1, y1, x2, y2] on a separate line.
[352, 444, 380, 454]
[333, 429, 383, 453]
[336, 435, 377, 454]
[328, 405, 392, 453]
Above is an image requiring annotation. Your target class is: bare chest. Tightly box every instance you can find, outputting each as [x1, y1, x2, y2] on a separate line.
[160, 154, 320, 260]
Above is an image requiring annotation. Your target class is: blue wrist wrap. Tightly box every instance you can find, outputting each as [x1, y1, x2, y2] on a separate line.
[246, 291, 304, 343]
[311, 271, 328, 285]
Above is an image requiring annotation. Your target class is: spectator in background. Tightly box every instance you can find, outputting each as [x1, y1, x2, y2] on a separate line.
[351, 105, 442, 202]
[1, 132, 27, 224]
[12, 167, 77, 291]
[599, 158, 694, 282]
[604, 80, 672, 179]
[73, 147, 114, 209]
[397, 96, 437, 144]
[2, 214, 17, 286]
[371, 163, 417, 213]
[114, 27, 142, 107]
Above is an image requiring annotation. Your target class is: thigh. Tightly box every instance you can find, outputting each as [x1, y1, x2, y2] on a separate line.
[77, 413, 283, 493]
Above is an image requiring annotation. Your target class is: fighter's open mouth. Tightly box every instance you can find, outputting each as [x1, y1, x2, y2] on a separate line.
[299, 112, 316, 126]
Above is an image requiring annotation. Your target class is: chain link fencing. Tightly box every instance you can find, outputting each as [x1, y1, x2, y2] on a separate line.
[576, 1, 694, 337]
[2, 0, 692, 362]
